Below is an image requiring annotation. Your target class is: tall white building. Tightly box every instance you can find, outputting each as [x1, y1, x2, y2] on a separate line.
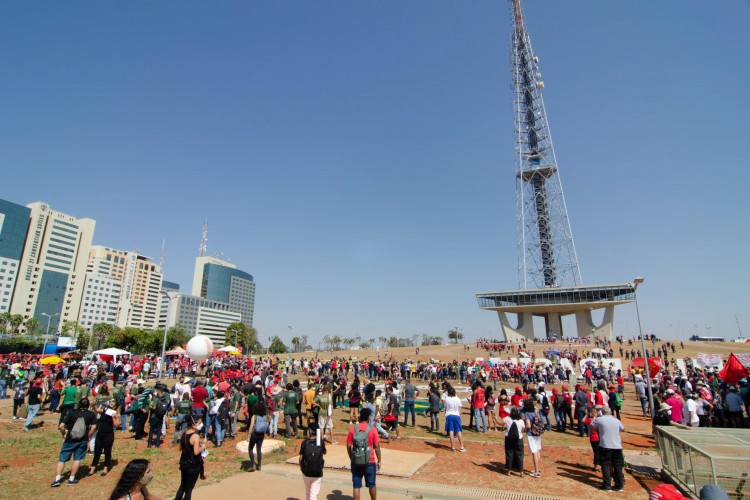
[78, 274, 121, 328]
[0, 199, 31, 316]
[10, 202, 95, 332]
[83, 245, 163, 330]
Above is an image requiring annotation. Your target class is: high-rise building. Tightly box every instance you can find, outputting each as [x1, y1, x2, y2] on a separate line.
[192, 256, 255, 327]
[0, 199, 31, 315]
[10, 202, 95, 332]
[84, 245, 163, 330]
[158, 280, 180, 328]
[78, 274, 121, 328]
[163, 291, 241, 345]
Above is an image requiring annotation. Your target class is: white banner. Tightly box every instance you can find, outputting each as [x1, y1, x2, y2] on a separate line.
[736, 353, 750, 369]
[695, 353, 722, 367]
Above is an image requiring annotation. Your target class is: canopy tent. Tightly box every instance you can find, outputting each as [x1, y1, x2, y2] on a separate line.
[591, 348, 608, 355]
[165, 346, 187, 356]
[92, 347, 131, 362]
[534, 358, 552, 366]
[219, 345, 238, 352]
[518, 351, 531, 358]
[546, 349, 561, 356]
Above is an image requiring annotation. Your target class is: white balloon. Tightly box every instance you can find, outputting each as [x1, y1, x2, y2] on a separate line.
[186, 335, 214, 362]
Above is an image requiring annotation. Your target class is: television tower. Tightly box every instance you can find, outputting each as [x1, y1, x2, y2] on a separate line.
[198, 220, 208, 257]
[511, 0, 581, 289]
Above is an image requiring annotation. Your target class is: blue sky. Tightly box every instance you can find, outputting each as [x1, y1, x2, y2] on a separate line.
[2, 1, 748, 345]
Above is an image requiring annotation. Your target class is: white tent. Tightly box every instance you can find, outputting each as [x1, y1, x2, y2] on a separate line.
[92, 347, 131, 362]
[219, 345, 237, 352]
[93, 347, 132, 356]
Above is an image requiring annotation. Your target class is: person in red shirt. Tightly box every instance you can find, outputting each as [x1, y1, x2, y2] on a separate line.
[346, 408, 381, 500]
[583, 407, 600, 471]
[510, 387, 525, 408]
[192, 380, 210, 436]
[472, 382, 487, 432]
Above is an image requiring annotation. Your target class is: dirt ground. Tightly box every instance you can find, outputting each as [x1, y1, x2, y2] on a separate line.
[2, 339, 747, 499]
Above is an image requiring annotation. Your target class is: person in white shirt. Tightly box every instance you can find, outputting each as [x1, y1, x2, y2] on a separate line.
[442, 384, 465, 452]
[683, 392, 700, 427]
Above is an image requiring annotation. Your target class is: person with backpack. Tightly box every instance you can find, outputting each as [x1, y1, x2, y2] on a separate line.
[247, 399, 269, 471]
[147, 384, 170, 449]
[176, 415, 205, 499]
[299, 425, 327, 500]
[348, 380, 362, 426]
[346, 408, 381, 500]
[503, 407, 525, 477]
[522, 398, 543, 478]
[551, 388, 565, 432]
[537, 385, 552, 431]
[174, 393, 194, 444]
[51, 397, 97, 487]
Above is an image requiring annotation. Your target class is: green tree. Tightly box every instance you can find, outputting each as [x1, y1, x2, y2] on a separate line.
[224, 322, 260, 353]
[92, 323, 118, 350]
[25, 318, 40, 336]
[388, 336, 399, 348]
[0, 311, 11, 333]
[268, 336, 287, 354]
[76, 332, 91, 351]
[61, 320, 87, 339]
[165, 326, 190, 352]
[447, 328, 464, 344]
[103, 327, 142, 351]
[322, 335, 331, 350]
[9, 314, 24, 334]
[331, 336, 342, 351]
[291, 336, 300, 353]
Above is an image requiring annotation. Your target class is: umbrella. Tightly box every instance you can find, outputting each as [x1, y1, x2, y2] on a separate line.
[165, 346, 186, 356]
[40, 356, 65, 365]
[719, 353, 750, 385]
[229, 350, 242, 356]
[591, 348, 607, 355]
[519, 351, 530, 357]
[547, 349, 561, 356]
[585, 360, 596, 366]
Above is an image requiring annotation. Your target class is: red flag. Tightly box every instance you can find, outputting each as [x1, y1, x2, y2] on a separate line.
[633, 357, 663, 375]
[718, 353, 750, 385]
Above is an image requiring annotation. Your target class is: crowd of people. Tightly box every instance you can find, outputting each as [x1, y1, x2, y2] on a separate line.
[1, 340, 748, 499]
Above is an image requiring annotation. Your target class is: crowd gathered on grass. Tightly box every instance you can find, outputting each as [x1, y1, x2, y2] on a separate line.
[1, 337, 748, 499]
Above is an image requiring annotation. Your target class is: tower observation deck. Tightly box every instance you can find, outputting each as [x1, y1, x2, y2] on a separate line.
[476, 0, 633, 341]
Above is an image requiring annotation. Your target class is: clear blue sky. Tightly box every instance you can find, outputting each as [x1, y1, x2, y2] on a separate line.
[2, 1, 748, 345]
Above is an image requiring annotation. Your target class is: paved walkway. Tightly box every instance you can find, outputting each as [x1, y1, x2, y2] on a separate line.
[192, 464, 568, 500]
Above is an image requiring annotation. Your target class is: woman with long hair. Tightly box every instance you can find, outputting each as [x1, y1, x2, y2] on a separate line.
[522, 398, 542, 478]
[442, 383, 465, 452]
[347, 380, 361, 425]
[175, 415, 204, 500]
[248, 398, 269, 471]
[108, 459, 158, 500]
[503, 407, 525, 477]
[485, 386, 500, 432]
[88, 398, 118, 477]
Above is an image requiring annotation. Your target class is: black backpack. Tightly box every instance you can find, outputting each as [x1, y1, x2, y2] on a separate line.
[553, 394, 564, 409]
[155, 398, 170, 417]
[300, 439, 325, 477]
[218, 400, 230, 421]
[506, 420, 520, 445]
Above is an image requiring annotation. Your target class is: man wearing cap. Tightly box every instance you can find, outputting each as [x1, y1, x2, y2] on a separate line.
[590, 406, 624, 492]
[725, 386, 744, 428]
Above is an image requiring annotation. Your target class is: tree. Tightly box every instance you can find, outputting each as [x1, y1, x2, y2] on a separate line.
[448, 328, 464, 344]
[92, 323, 118, 350]
[61, 320, 87, 340]
[25, 318, 40, 336]
[300, 335, 309, 351]
[388, 336, 399, 348]
[331, 336, 342, 351]
[290, 336, 300, 353]
[322, 335, 331, 350]
[224, 322, 261, 353]
[343, 338, 356, 350]
[9, 314, 24, 334]
[0, 312, 10, 333]
[268, 336, 287, 354]
[378, 336, 387, 348]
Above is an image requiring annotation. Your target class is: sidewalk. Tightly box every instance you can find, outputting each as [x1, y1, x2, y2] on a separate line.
[192, 463, 569, 500]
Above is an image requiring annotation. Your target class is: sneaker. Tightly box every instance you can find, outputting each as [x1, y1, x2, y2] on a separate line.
[51, 480, 61, 488]
[613, 487, 623, 492]
[67, 478, 79, 486]
[459, 447, 466, 452]
[22, 426, 29, 432]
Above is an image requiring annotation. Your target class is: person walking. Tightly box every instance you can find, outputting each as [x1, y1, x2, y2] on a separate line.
[247, 400, 269, 471]
[486, 386, 500, 432]
[348, 380, 362, 426]
[574, 385, 590, 437]
[471, 381, 487, 432]
[12, 376, 28, 421]
[442, 384, 465, 452]
[175, 415, 205, 500]
[23, 378, 44, 431]
[88, 398, 118, 477]
[522, 398, 543, 478]
[299, 426, 327, 500]
[59, 379, 79, 424]
[51, 397, 97, 487]
[591, 406, 625, 492]
[346, 408, 381, 500]
[427, 386, 441, 432]
[174, 393, 194, 444]
[634, 376, 648, 417]
[283, 383, 299, 438]
[503, 407, 525, 477]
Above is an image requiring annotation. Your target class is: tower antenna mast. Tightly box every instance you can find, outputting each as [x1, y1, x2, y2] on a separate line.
[511, 0, 581, 289]
[159, 237, 166, 268]
[199, 220, 208, 257]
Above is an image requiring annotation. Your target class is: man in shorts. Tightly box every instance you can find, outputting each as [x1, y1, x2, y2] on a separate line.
[314, 385, 336, 444]
[51, 397, 97, 487]
[346, 408, 381, 500]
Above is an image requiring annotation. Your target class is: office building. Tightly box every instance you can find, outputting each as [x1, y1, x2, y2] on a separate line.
[192, 256, 255, 327]
[0, 199, 31, 314]
[78, 274, 121, 328]
[10, 202, 95, 332]
[163, 291, 241, 345]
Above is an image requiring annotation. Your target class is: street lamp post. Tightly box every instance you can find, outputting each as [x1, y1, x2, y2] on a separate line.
[288, 325, 293, 352]
[632, 277, 655, 416]
[158, 290, 178, 382]
[41, 312, 59, 357]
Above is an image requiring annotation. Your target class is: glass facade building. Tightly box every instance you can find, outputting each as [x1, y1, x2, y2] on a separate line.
[0, 199, 31, 313]
[199, 263, 255, 326]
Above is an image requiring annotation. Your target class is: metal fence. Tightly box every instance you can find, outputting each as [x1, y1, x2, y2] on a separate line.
[655, 427, 750, 499]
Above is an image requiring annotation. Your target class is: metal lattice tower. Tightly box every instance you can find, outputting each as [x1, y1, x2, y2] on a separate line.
[511, 0, 581, 289]
[198, 219, 208, 257]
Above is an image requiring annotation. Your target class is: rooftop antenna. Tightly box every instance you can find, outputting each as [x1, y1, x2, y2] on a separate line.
[159, 237, 166, 268]
[199, 219, 208, 257]
[737, 314, 744, 339]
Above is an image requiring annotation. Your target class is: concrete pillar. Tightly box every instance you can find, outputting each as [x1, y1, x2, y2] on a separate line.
[575, 306, 615, 340]
[545, 312, 563, 339]
[498, 311, 535, 342]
